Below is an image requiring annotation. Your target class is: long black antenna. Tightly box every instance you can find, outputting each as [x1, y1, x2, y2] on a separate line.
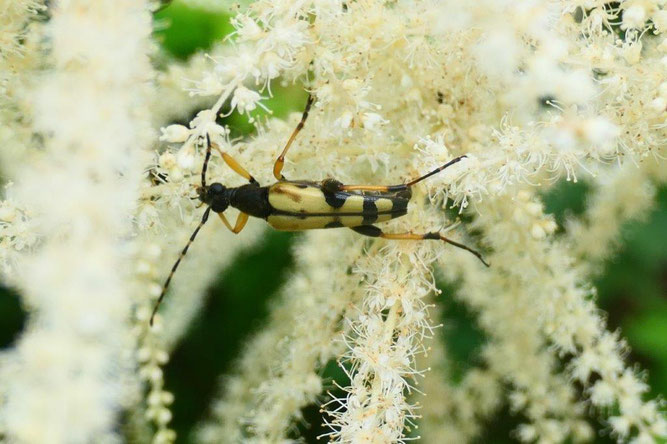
[150, 134, 215, 326]
[201, 134, 213, 188]
[150, 207, 212, 326]
[405, 155, 467, 187]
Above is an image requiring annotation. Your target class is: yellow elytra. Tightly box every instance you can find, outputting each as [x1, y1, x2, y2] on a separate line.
[265, 181, 409, 230]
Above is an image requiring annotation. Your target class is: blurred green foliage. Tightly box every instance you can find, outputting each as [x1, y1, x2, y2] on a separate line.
[154, 3, 233, 60]
[0, 2, 663, 443]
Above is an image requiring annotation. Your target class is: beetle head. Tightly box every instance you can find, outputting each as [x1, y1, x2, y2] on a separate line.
[197, 182, 229, 212]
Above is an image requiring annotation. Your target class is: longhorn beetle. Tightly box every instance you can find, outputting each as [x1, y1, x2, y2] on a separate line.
[150, 95, 489, 325]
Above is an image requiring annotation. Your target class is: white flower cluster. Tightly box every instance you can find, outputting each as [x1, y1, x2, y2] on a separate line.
[0, 0, 665, 442]
[0, 1, 155, 442]
[324, 241, 438, 442]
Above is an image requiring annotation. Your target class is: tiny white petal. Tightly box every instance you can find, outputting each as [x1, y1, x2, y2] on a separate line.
[159, 124, 190, 143]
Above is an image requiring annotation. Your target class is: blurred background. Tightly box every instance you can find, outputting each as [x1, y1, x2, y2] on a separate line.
[0, 2, 664, 442]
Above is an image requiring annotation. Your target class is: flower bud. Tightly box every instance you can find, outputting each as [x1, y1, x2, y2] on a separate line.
[159, 125, 190, 143]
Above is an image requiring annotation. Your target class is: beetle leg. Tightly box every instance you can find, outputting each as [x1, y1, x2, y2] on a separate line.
[339, 184, 406, 192]
[339, 155, 467, 192]
[350, 224, 489, 267]
[218, 212, 249, 234]
[210, 141, 258, 185]
[273, 94, 314, 181]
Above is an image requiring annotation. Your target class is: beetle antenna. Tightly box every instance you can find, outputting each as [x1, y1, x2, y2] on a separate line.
[405, 155, 467, 187]
[150, 207, 212, 326]
[201, 134, 213, 188]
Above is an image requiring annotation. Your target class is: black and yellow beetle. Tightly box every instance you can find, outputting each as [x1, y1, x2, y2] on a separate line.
[150, 95, 488, 325]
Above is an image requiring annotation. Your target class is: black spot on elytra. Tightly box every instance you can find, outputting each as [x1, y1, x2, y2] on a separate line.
[362, 197, 378, 225]
[391, 197, 409, 217]
[325, 220, 344, 229]
[321, 179, 347, 208]
[352, 225, 382, 237]
[324, 192, 347, 209]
